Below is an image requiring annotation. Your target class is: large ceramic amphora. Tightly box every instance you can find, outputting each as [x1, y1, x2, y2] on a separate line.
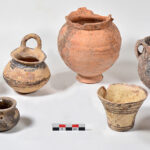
[135, 36, 150, 88]
[3, 33, 50, 94]
[58, 7, 121, 84]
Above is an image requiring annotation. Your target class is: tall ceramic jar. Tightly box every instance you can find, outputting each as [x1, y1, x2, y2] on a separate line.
[58, 7, 121, 83]
[135, 36, 150, 88]
[3, 33, 50, 94]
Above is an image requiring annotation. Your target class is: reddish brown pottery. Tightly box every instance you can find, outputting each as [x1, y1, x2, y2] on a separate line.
[0, 97, 20, 132]
[135, 36, 150, 88]
[58, 7, 121, 84]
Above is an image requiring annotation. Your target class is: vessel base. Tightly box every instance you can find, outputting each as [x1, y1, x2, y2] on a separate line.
[77, 74, 103, 84]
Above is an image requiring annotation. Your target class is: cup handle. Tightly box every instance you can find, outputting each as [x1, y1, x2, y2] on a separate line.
[20, 33, 42, 50]
[135, 39, 144, 58]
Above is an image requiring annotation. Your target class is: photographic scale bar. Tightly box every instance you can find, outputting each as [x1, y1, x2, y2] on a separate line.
[52, 124, 85, 131]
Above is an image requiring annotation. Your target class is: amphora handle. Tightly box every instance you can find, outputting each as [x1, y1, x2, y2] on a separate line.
[135, 39, 145, 58]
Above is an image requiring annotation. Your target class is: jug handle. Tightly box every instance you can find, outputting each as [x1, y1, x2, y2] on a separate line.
[20, 33, 42, 50]
[135, 39, 144, 58]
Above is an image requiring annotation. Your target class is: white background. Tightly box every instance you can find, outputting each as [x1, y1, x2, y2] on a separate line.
[0, 0, 150, 149]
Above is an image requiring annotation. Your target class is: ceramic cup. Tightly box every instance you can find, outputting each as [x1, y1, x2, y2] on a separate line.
[0, 97, 20, 132]
[97, 83, 147, 132]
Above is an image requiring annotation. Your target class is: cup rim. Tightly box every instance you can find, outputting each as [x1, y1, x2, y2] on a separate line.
[0, 97, 16, 112]
[97, 83, 148, 105]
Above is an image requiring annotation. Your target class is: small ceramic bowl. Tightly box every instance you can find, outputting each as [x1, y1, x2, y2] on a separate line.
[97, 83, 147, 132]
[0, 97, 20, 132]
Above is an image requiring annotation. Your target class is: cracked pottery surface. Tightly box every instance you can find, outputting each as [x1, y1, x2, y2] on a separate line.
[3, 33, 50, 94]
[58, 7, 121, 84]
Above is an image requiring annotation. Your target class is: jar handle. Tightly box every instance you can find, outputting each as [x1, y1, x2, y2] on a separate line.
[135, 39, 144, 58]
[20, 33, 42, 50]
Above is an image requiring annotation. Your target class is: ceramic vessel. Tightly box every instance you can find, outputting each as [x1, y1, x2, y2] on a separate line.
[135, 36, 150, 88]
[58, 7, 121, 83]
[3, 33, 50, 93]
[97, 83, 147, 132]
[0, 97, 20, 132]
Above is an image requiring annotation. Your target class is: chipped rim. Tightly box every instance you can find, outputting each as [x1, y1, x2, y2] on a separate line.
[97, 83, 148, 105]
[65, 7, 113, 30]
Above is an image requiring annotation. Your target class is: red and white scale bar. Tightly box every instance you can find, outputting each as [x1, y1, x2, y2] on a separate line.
[52, 124, 85, 131]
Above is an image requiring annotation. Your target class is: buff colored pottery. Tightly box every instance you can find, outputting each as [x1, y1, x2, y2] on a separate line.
[58, 7, 121, 84]
[135, 36, 150, 88]
[0, 97, 20, 132]
[97, 84, 147, 132]
[3, 33, 50, 94]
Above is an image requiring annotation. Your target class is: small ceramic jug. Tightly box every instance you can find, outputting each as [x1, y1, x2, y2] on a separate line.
[0, 97, 20, 131]
[135, 36, 150, 88]
[3, 33, 50, 94]
[97, 84, 147, 132]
